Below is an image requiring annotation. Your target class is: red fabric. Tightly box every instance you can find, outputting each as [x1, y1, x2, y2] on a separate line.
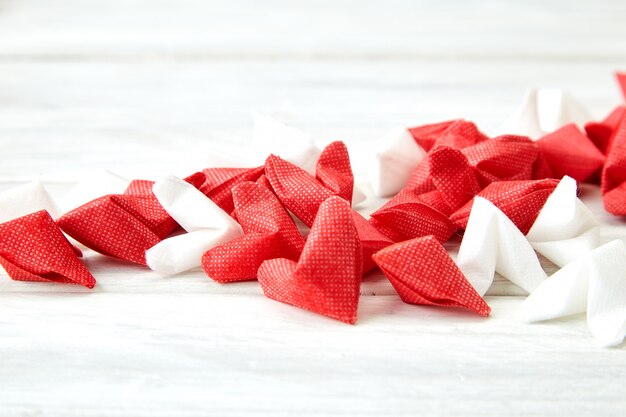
[351, 211, 393, 273]
[315, 141, 354, 203]
[0, 210, 95, 288]
[372, 235, 490, 317]
[428, 146, 481, 212]
[450, 179, 560, 234]
[202, 181, 305, 283]
[585, 106, 626, 155]
[58, 173, 203, 265]
[462, 135, 538, 187]
[537, 124, 605, 182]
[617, 72, 626, 101]
[264, 142, 354, 227]
[369, 188, 457, 243]
[199, 166, 264, 213]
[257, 197, 362, 324]
[601, 115, 626, 215]
[407, 120, 488, 191]
[408, 119, 488, 153]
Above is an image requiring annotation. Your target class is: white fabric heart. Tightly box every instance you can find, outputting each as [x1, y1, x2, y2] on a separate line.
[496, 89, 591, 139]
[145, 175, 243, 275]
[0, 181, 60, 222]
[526, 176, 601, 267]
[524, 239, 626, 348]
[368, 126, 426, 197]
[457, 197, 547, 295]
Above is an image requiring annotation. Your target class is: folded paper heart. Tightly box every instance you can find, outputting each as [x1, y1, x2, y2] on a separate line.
[537, 124, 605, 183]
[368, 188, 457, 243]
[407, 135, 539, 193]
[0, 181, 60, 223]
[457, 197, 547, 295]
[450, 179, 559, 234]
[407, 120, 488, 193]
[264, 141, 355, 227]
[409, 119, 488, 153]
[0, 210, 95, 288]
[58, 172, 205, 265]
[257, 196, 362, 324]
[523, 240, 626, 348]
[372, 235, 491, 317]
[585, 106, 626, 155]
[202, 181, 305, 282]
[145, 175, 244, 275]
[369, 126, 426, 197]
[601, 113, 626, 215]
[526, 176, 601, 268]
[199, 166, 265, 214]
[497, 88, 590, 139]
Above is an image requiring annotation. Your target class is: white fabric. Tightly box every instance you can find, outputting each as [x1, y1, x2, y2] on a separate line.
[0, 181, 60, 222]
[251, 113, 321, 175]
[368, 126, 426, 197]
[247, 114, 365, 206]
[60, 170, 130, 214]
[496, 88, 591, 139]
[457, 197, 547, 295]
[146, 175, 243, 274]
[524, 240, 626, 348]
[526, 176, 601, 267]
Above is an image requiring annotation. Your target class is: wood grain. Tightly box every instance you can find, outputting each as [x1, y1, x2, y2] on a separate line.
[1, 1, 626, 416]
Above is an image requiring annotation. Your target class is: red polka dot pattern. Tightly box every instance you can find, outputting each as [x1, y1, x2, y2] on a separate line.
[199, 166, 264, 213]
[315, 141, 354, 203]
[537, 124, 605, 182]
[257, 197, 362, 324]
[202, 181, 305, 283]
[369, 188, 457, 243]
[602, 114, 626, 215]
[450, 179, 560, 234]
[0, 210, 95, 288]
[373, 235, 491, 317]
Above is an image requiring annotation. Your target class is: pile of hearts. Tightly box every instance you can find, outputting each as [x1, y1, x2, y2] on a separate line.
[1, 73, 625, 348]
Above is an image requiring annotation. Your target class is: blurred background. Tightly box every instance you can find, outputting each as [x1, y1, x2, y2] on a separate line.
[0, 0, 625, 182]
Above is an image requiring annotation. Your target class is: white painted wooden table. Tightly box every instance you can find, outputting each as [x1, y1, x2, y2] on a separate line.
[1, 1, 626, 416]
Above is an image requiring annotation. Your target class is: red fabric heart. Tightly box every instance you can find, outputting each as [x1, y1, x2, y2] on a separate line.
[257, 196, 362, 324]
[450, 178, 560, 234]
[407, 120, 488, 192]
[315, 141, 354, 202]
[264, 141, 354, 227]
[408, 119, 488, 153]
[0, 210, 95, 288]
[199, 166, 264, 213]
[372, 235, 490, 317]
[463, 135, 538, 187]
[58, 173, 203, 265]
[537, 124, 605, 182]
[428, 146, 481, 212]
[601, 115, 626, 215]
[351, 211, 393, 273]
[585, 106, 626, 155]
[202, 181, 305, 283]
[369, 188, 457, 243]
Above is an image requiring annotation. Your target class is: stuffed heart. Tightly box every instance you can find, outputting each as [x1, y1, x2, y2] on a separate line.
[372, 235, 491, 317]
[257, 196, 362, 324]
[0, 210, 95, 288]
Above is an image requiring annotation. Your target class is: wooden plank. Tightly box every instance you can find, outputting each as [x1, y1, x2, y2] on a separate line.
[0, 294, 624, 417]
[1, 0, 626, 59]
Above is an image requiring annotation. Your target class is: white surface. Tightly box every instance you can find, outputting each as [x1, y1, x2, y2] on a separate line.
[1, 1, 626, 416]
